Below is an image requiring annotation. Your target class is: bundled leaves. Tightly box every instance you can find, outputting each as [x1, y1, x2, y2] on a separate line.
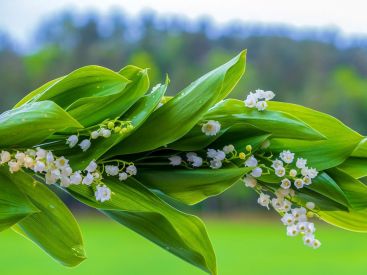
[1, 50, 367, 274]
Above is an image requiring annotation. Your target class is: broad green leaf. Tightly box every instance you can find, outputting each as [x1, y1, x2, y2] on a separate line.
[0, 167, 39, 231]
[111, 51, 247, 155]
[12, 171, 85, 267]
[267, 102, 363, 170]
[327, 168, 367, 210]
[33, 66, 130, 108]
[136, 166, 252, 205]
[305, 172, 350, 208]
[351, 138, 367, 158]
[203, 99, 324, 140]
[66, 177, 217, 275]
[65, 82, 167, 170]
[66, 65, 149, 126]
[0, 101, 83, 148]
[14, 77, 64, 108]
[318, 209, 367, 232]
[338, 157, 367, 179]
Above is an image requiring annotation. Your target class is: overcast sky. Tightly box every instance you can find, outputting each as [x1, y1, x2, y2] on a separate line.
[1, 0, 367, 43]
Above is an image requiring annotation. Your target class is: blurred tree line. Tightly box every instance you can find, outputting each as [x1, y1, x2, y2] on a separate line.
[1, 10, 366, 212]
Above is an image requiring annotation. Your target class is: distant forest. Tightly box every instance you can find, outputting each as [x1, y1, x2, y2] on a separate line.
[1, 10, 367, 135]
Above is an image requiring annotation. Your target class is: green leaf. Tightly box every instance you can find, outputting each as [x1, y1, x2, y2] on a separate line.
[12, 172, 86, 267]
[327, 168, 367, 210]
[66, 65, 149, 126]
[0, 101, 83, 148]
[136, 166, 252, 205]
[338, 157, 367, 179]
[267, 102, 364, 170]
[111, 50, 247, 155]
[305, 172, 350, 208]
[14, 77, 64, 108]
[318, 209, 367, 232]
[32, 66, 130, 108]
[204, 99, 324, 140]
[0, 167, 39, 231]
[66, 177, 217, 275]
[351, 138, 367, 158]
[66, 81, 167, 170]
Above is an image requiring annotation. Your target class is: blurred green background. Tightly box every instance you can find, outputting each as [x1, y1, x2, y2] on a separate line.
[1, 7, 367, 275]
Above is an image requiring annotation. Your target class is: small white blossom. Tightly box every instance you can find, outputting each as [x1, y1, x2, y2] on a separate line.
[244, 93, 258, 108]
[251, 167, 262, 178]
[186, 152, 198, 162]
[286, 225, 299, 237]
[271, 159, 283, 169]
[281, 178, 291, 189]
[46, 151, 54, 163]
[85, 160, 98, 173]
[207, 149, 217, 159]
[297, 222, 308, 233]
[105, 165, 119, 176]
[264, 90, 275, 101]
[201, 120, 221, 136]
[209, 159, 222, 169]
[272, 197, 284, 211]
[34, 161, 46, 173]
[281, 213, 295, 226]
[245, 155, 258, 167]
[36, 148, 47, 159]
[223, 144, 235, 154]
[91, 131, 100, 139]
[280, 150, 295, 164]
[8, 161, 20, 173]
[60, 176, 71, 187]
[292, 207, 307, 219]
[95, 185, 111, 202]
[0, 151, 11, 164]
[66, 135, 79, 148]
[294, 178, 304, 189]
[119, 172, 128, 181]
[289, 169, 298, 177]
[168, 156, 182, 166]
[70, 172, 83, 185]
[275, 166, 286, 177]
[303, 176, 312, 185]
[126, 165, 137, 176]
[79, 139, 91, 152]
[256, 100, 268, 111]
[306, 168, 318, 179]
[15, 152, 26, 164]
[61, 166, 73, 177]
[23, 156, 35, 169]
[257, 193, 270, 208]
[101, 128, 112, 138]
[191, 156, 203, 167]
[55, 157, 69, 169]
[303, 234, 315, 247]
[296, 158, 307, 169]
[82, 173, 94, 185]
[214, 150, 226, 161]
[283, 200, 292, 212]
[312, 239, 321, 249]
[243, 175, 257, 188]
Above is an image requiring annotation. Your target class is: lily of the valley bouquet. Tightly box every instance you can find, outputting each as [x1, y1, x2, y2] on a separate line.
[1, 50, 367, 274]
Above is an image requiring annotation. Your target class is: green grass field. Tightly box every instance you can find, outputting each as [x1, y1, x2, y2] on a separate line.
[1, 216, 367, 275]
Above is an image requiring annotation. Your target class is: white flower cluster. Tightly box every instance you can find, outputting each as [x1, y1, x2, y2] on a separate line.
[244, 176, 321, 249]
[168, 144, 236, 169]
[104, 163, 137, 182]
[244, 155, 263, 178]
[66, 120, 134, 151]
[244, 89, 275, 111]
[201, 120, 221, 136]
[0, 149, 111, 202]
[273, 150, 318, 189]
